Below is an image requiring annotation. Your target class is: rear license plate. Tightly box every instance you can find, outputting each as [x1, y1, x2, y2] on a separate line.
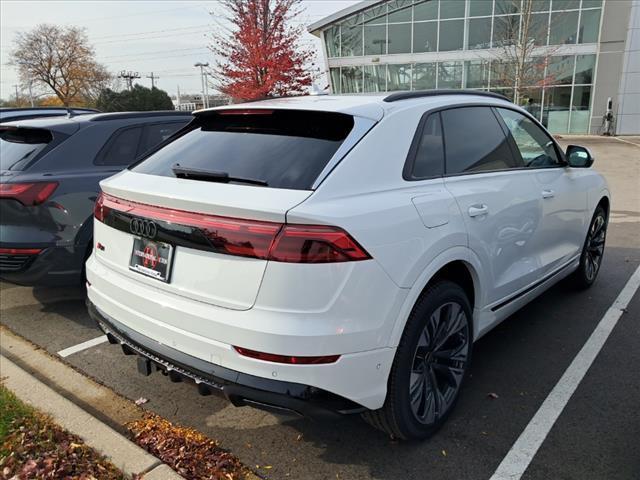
[129, 238, 174, 283]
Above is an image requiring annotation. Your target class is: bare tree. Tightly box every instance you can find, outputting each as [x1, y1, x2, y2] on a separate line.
[9, 24, 111, 106]
[490, 0, 559, 104]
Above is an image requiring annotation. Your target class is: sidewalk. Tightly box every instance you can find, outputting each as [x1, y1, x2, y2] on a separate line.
[0, 354, 183, 479]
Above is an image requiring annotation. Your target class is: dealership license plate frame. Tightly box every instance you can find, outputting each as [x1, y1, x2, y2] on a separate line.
[129, 237, 174, 283]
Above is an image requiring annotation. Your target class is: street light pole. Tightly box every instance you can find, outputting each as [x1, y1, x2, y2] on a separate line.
[194, 62, 210, 109]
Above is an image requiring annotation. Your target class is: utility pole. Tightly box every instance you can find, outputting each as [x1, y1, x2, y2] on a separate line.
[194, 62, 209, 109]
[13, 84, 19, 106]
[28, 80, 34, 107]
[146, 72, 159, 89]
[176, 85, 181, 109]
[203, 72, 210, 108]
[118, 71, 141, 91]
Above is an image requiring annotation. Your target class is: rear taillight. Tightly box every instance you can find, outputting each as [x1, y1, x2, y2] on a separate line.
[95, 193, 371, 263]
[0, 182, 58, 206]
[93, 192, 110, 222]
[0, 248, 42, 255]
[270, 225, 371, 263]
[234, 346, 340, 365]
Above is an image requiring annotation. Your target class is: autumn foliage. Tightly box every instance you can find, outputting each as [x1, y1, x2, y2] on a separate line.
[212, 0, 314, 101]
[127, 413, 245, 479]
[9, 24, 111, 107]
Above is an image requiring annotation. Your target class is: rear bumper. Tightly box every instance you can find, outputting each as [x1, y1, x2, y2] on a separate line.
[0, 243, 87, 286]
[88, 300, 366, 418]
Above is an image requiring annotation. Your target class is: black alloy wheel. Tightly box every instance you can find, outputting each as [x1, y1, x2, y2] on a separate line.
[363, 281, 472, 440]
[409, 301, 470, 424]
[573, 205, 607, 289]
[584, 211, 606, 282]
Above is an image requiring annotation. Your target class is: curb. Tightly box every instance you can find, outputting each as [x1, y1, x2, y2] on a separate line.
[1, 327, 262, 480]
[0, 354, 184, 479]
[0, 327, 142, 429]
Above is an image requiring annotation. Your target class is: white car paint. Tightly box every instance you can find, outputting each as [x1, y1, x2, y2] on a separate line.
[86, 93, 610, 411]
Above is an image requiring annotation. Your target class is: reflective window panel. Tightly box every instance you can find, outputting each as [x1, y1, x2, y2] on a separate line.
[439, 19, 464, 51]
[387, 64, 412, 90]
[363, 65, 387, 92]
[438, 61, 463, 88]
[414, 21, 438, 52]
[413, 63, 437, 90]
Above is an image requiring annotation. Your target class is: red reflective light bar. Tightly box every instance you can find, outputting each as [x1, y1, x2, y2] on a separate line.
[234, 346, 340, 365]
[0, 182, 58, 206]
[94, 192, 371, 263]
[0, 248, 42, 255]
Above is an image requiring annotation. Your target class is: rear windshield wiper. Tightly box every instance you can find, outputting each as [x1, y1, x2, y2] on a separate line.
[171, 164, 268, 186]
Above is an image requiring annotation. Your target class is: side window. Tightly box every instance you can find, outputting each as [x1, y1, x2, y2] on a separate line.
[441, 106, 521, 174]
[408, 113, 445, 179]
[138, 122, 185, 156]
[496, 108, 560, 168]
[95, 127, 143, 166]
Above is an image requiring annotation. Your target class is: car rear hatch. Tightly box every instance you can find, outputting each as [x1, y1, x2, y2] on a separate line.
[0, 125, 71, 246]
[94, 108, 373, 310]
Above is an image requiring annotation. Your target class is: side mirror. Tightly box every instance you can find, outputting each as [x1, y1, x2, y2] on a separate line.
[566, 145, 594, 168]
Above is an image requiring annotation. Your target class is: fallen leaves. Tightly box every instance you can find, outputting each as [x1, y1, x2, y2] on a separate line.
[134, 397, 149, 406]
[126, 413, 247, 480]
[0, 386, 126, 480]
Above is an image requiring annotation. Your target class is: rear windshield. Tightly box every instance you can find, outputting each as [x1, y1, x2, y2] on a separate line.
[132, 109, 355, 190]
[0, 127, 54, 171]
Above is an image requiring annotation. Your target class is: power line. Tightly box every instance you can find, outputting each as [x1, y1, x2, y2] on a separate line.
[103, 52, 213, 66]
[93, 28, 211, 45]
[101, 47, 209, 60]
[91, 24, 213, 41]
[67, 5, 205, 24]
[118, 71, 141, 90]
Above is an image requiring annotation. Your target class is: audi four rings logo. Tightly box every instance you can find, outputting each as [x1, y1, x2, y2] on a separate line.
[130, 218, 158, 239]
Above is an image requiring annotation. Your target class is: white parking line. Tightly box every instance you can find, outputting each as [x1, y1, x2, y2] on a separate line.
[57, 335, 109, 358]
[490, 265, 640, 480]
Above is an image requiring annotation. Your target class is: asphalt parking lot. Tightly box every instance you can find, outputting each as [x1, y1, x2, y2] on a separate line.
[1, 136, 639, 480]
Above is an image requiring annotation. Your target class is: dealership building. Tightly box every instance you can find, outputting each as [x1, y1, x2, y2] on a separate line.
[309, 0, 639, 135]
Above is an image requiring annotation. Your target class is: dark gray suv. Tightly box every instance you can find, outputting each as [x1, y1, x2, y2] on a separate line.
[0, 111, 191, 286]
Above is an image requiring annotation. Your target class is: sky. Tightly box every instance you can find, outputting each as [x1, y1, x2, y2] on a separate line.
[0, 0, 360, 101]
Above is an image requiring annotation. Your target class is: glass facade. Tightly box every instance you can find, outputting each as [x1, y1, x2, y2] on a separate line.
[323, 0, 603, 133]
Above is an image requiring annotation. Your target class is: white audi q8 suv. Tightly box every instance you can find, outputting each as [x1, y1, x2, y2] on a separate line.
[86, 91, 609, 439]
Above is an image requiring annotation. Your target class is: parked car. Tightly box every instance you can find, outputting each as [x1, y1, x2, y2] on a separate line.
[0, 111, 192, 286]
[0, 107, 100, 123]
[85, 92, 609, 440]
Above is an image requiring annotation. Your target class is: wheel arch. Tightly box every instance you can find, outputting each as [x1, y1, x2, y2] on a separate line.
[596, 194, 610, 218]
[388, 247, 484, 347]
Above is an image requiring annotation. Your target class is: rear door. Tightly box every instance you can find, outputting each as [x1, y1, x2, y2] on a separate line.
[94, 109, 358, 310]
[495, 107, 588, 274]
[441, 106, 545, 305]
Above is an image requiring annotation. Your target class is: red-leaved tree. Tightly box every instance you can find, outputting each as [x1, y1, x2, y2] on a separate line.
[211, 0, 314, 101]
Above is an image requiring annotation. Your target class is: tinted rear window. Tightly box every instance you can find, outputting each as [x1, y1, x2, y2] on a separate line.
[0, 127, 54, 171]
[132, 110, 355, 190]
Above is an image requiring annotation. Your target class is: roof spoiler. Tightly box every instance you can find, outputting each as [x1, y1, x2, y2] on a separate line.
[384, 90, 510, 103]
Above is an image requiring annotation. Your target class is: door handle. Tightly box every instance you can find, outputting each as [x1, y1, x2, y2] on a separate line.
[468, 204, 489, 217]
[542, 189, 555, 199]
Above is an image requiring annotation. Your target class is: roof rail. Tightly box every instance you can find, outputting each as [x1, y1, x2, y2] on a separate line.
[383, 89, 510, 103]
[89, 111, 193, 122]
[0, 107, 100, 113]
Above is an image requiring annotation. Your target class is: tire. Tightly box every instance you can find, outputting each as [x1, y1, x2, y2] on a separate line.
[363, 280, 473, 440]
[572, 205, 607, 290]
